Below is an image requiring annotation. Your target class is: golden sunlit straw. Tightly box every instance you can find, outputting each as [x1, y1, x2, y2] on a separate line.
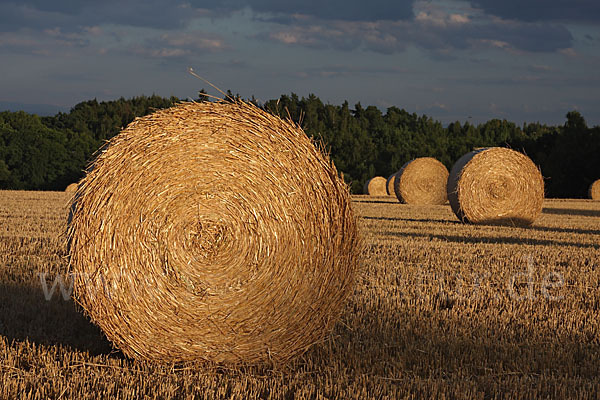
[67, 100, 360, 365]
[393, 157, 448, 205]
[386, 172, 399, 196]
[589, 179, 600, 200]
[447, 147, 544, 226]
[64, 183, 78, 193]
[363, 176, 387, 196]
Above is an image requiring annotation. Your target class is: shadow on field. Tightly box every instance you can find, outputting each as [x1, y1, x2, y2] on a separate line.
[361, 215, 460, 224]
[312, 299, 600, 381]
[0, 282, 115, 356]
[365, 215, 600, 236]
[353, 199, 398, 205]
[542, 207, 600, 218]
[382, 231, 600, 249]
[529, 225, 600, 236]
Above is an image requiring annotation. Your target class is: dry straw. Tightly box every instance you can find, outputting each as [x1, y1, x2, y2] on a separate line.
[589, 179, 600, 200]
[393, 158, 449, 205]
[386, 172, 399, 196]
[67, 100, 360, 366]
[363, 176, 387, 196]
[65, 183, 78, 193]
[447, 147, 544, 226]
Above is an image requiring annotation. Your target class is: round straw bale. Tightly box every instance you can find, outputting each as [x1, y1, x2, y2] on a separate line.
[67, 101, 360, 365]
[386, 172, 399, 196]
[447, 147, 544, 226]
[393, 158, 449, 205]
[363, 176, 387, 196]
[589, 179, 600, 200]
[65, 183, 78, 193]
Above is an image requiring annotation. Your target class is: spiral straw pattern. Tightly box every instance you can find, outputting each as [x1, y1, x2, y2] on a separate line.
[67, 101, 360, 365]
[363, 176, 387, 196]
[447, 147, 544, 226]
[394, 158, 449, 205]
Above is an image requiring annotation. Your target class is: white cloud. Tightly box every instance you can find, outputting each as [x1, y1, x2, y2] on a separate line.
[131, 31, 228, 59]
[449, 14, 470, 24]
[266, 6, 571, 55]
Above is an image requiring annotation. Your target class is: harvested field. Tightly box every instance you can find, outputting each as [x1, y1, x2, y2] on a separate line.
[1, 190, 600, 399]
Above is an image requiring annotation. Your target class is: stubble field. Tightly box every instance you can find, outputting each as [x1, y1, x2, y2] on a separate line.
[1, 190, 599, 399]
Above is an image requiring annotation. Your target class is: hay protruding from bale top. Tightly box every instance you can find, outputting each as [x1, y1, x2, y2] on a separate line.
[363, 176, 387, 196]
[447, 147, 544, 226]
[65, 183, 78, 193]
[386, 172, 399, 196]
[393, 158, 449, 205]
[589, 179, 600, 200]
[67, 101, 360, 365]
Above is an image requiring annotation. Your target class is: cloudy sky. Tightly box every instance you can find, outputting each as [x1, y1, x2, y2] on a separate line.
[1, 0, 599, 125]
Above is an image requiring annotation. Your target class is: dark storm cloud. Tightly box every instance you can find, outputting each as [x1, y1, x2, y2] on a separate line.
[415, 18, 573, 53]
[0, 0, 415, 35]
[188, 0, 416, 22]
[0, 1, 223, 57]
[248, 0, 414, 21]
[475, 21, 573, 52]
[0, 0, 200, 32]
[265, 11, 573, 54]
[291, 64, 414, 80]
[470, 0, 600, 24]
[130, 31, 229, 59]
[0, 0, 578, 55]
[0, 2, 70, 32]
[0, 27, 92, 55]
[15, 0, 88, 15]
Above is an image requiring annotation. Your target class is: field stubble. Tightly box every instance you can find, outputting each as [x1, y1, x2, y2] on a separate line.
[1, 191, 599, 399]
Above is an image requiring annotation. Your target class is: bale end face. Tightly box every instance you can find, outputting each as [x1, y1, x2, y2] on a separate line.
[447, 147, 544, 226]
[364, 176, 387, 196]
[394, 157, 449, 205]
[67, 101, 360, 366]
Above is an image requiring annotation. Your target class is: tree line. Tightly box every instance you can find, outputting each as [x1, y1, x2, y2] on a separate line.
[0, 93, 598, 198]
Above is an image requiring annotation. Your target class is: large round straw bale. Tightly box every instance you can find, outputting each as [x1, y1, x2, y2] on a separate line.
[589, 179, 600, 200]
[67, 101, 359, 365]
[393, 158, 449, 205]
[363, 176, 387, 196]
[386, 172, 399, 196]
[65, 183, 78, 193]
[447, 147, 544, 226]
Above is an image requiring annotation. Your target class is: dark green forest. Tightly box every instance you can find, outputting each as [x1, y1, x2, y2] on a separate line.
[0, 93, 598, 197]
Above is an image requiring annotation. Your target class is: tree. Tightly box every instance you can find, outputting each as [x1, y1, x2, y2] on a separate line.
[0, 94, 598, 197]
[197, 89, 209, 102]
